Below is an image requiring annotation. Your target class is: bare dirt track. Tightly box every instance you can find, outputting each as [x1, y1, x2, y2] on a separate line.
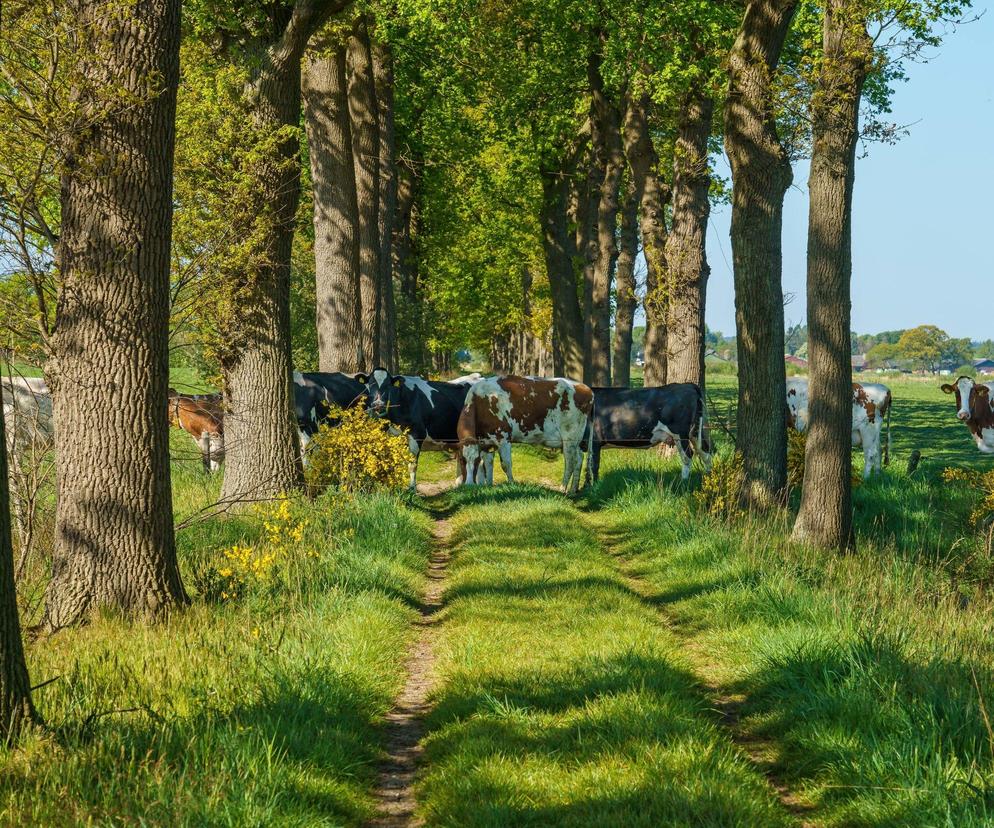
[369, 513, 452, 827]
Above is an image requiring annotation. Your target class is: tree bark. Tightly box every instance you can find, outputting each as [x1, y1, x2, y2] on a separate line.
[303, 37, 362, 373]
[724, 0, 798, 507]
[613, 183, 639, 387]
[793, 0, 871, 551]
[541, 169, 585, 380]
[347, 15, 380, 369]
[587, 46, 624, 387]
[44, 0, 187, 626]
[623, 94, 670, 386]
[578, 148, 603, 382]
[394, 161, 427, 373]
[665, 88, 714, 391]
[220, 2, 344, 506]
[373, 39, 398, 370]
[0, 406, 36, 739]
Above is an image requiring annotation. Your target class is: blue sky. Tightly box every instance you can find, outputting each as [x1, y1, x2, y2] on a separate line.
[704, 9, 994, 342]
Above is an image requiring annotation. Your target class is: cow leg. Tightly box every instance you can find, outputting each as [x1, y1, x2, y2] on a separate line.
[498, 440, 514, 484]
[407, 437, 421, 490]
[482, 451, 495, 485]
[565, 443, 582, 495]
[198, 432, 211, 472]
[208, 434, 223, 472]
[677, 439, 693, 481]
[863, 430, 875, 479]
[461, 444, 480, 486]
[590, 440, 602, 484]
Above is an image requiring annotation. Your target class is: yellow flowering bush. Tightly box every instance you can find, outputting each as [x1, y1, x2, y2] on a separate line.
[305, 407, 410, 493]
[216, 497, 310, 601]
[942, 467, 994, 528]
[694, 451, 745, 521]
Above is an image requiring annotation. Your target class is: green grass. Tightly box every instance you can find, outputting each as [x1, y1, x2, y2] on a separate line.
[3, 450, 433, 825]
[416, 488, 791, 826]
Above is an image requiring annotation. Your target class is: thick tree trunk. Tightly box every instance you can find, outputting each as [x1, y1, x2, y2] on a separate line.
[724, 0, 798, 507]
[793, 0, 871, 551]
[623, 94, 670, 386]
[394, 162, 427, 373]
[0, 408, 36, 738]
[373, 39, 398, 370]
[44, 0, 187, 626]
[578, 149, 603, 382]
[304, 38, 362, 373]
[541, 170, 585, 380]
[220, 4, 341, 506]
[665, 89, 714, 391]
[347, 16, 380, 369]
[587, 48, 624, 387]
[613, 184, 639, 387]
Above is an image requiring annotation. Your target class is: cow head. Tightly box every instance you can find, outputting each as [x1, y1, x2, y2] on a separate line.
[356, 368, 404, 416]
[942, 376, 989, 421]
[785, 384, 807, 431]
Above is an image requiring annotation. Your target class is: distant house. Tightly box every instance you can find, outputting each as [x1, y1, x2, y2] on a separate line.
[974, 358, 994, 376]
[785, 355, 808, 368]
[851, 354, 867, 372]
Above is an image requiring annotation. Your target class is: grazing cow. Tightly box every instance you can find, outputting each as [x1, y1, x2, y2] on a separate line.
[585, 384, 711, 484]
[457, 375, 593, 494]
[168, 389, 225, 472]
[356, 368, 486, 489]
[785, 377, 892, 479]
[941, 376, 994, 454]
[293, 371, 366, 454]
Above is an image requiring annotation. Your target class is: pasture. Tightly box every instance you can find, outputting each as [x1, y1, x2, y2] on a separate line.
[4, 370, 994, 825]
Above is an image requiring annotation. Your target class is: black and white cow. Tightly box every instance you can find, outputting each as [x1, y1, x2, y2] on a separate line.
[356, 367, 482, 489]
[292, 371, 366, 453]
[585, 383, 711, 483]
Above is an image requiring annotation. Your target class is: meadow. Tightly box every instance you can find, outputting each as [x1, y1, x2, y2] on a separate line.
[3, 371, 994, 825]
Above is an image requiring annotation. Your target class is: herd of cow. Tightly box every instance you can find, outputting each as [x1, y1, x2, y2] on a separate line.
[3, 369, 994, 498]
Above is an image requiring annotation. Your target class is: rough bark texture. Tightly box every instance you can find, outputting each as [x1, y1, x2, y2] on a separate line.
[0, 408, 36, 739]
[724, 0, 798, 507]
[665, 89, 714, 391]
[221, 2, 344, 506]
[373, 39, 398, 370]
[541, 169, 585, 380]
[304, 38, 362, 373]
[623, 95, 670, 387]
[394, 162, 428, 373]
[347, 16, 380, 369]
[578, 148, 603, 382]
[612, 184, 639, 387]
[793, 0, 871, 551]
[587, 47, 624, 387]
[44, 0, 187, 626]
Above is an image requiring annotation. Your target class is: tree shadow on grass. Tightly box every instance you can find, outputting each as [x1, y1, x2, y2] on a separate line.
[421, 651, 791, 827]
[736, 629, 994, 827]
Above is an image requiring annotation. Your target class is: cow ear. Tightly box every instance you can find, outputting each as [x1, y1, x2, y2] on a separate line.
[977, 385, 990, 397]
[391, 375, 404, 387]
[355, 374, 368, 384]
[940, 384, 955, 394]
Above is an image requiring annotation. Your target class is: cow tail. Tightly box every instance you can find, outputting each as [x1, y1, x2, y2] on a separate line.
[885, 392, 892, 466]
[697, 387, 708, 457]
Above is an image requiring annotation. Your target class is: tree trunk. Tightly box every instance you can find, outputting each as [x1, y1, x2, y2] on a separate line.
[304, 37, 362, 373]
[793, 0, 871, 551]
[394, 161, 427, 373]
[613, 183, 639, 387]
[623, 94, 670, 386]
[541, 169, 585, 380]
[0, 407, 36, 738]
[347, 16, 380, 369]
[578, 149, 603, 382]
[373, 39, 398, 370]
[44, 0, 187, 626]
[220, 3, 341, 506]
[724, 0, 798, 507]
[665, 89, 714, 391]
[587, 47, 623, 387]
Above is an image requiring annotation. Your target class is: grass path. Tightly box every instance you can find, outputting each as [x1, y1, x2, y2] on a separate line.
[372, 511, 453, 826]
[412, 486, 795, 826]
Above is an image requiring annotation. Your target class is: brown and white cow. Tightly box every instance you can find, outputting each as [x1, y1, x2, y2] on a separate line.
[168, 389, 225, 471]
[786, 377, 892, 479]
[941, 376, 994, 454]
[456, 375, 593, 494]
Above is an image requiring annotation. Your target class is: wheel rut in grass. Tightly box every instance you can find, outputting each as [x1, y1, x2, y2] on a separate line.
[369, 511, 452, 827]
[591, 520, 817, 827]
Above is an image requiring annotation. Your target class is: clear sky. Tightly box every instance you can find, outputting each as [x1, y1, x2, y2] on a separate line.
[704, 9, 994, 342]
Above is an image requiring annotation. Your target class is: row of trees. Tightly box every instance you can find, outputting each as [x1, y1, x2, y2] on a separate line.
[0, 0, 969, 741]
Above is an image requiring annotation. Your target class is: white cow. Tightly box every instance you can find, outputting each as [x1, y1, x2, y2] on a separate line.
[2, 376, 54, 548]
[786, 377, 892, 479]
[940, 376, 994, 454]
